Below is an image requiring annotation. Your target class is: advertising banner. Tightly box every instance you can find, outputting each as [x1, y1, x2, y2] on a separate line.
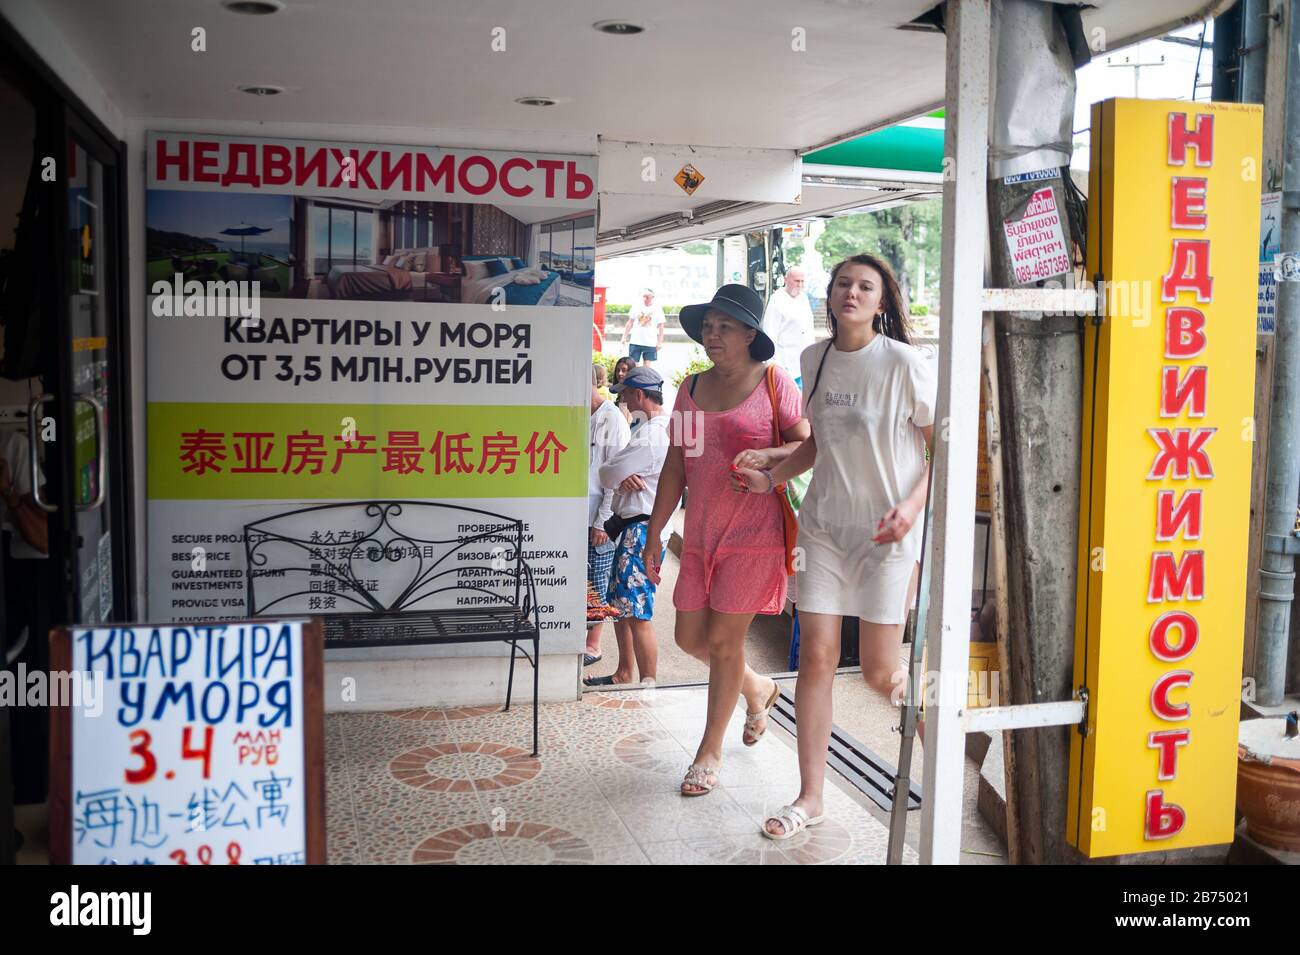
[50, 620, 325, 865]
[1068, 100, 1262, 857]
[1258, 191, 1280, 335]
[145, 133, 597, 655]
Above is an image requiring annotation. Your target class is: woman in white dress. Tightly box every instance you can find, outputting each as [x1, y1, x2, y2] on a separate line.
[733, 253, 936, 839]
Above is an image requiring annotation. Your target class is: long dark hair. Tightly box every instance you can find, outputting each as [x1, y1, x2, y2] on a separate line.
[826, 253, 913, 345]
[612, 356, 635, 384]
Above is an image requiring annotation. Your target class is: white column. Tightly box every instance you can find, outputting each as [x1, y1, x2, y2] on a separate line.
[919, 0, 990, 865]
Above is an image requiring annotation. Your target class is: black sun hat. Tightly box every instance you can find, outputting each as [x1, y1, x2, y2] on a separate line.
[678, 284, 775, 362]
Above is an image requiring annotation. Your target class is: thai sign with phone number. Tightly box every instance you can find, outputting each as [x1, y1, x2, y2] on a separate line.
[1003, 186, 1071, 284]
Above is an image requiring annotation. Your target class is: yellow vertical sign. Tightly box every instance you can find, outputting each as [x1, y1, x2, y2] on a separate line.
[1067, 99, 1262, 857]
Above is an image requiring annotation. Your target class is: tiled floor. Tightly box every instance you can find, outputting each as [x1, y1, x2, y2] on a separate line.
[325, 684, 923, 865]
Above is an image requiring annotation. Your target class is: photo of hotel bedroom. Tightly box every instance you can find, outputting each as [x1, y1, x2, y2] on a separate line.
[146, 188, 595, 307]
[295, 197, 594, 306]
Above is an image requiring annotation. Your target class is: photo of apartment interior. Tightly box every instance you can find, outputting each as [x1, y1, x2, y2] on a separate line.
[290, 197, 594, 305]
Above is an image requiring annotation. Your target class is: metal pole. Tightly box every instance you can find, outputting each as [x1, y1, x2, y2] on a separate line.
[1255, 0, 1300, 706]
[919, 0, 989, 865]
[980, 313, 1021, 863]
[1240, 0, 1269, 104]
[886, 469, 932, 865]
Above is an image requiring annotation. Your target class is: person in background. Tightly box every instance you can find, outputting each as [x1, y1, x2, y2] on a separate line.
[586, 367, 631, 668]
[585, 367, 675, 687]
[734, 253, 935, 840]
[622, 288, 666, 367]
[644, 285, 809, 795]
[593, 361, 612, 402]
[611, 356, 636, 388]
[611, 357, 636, 422]
[762, 267, 815, 387]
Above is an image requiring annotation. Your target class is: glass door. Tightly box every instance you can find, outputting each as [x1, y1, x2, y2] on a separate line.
[60, 134, 117, 624]
[48, 113, 128, 628]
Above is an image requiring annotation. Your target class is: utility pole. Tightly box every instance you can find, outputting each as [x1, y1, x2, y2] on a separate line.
[983, 0, 1085, 865]
[1254, 0, 1300, 706]
[1106, 50, 1167, 97]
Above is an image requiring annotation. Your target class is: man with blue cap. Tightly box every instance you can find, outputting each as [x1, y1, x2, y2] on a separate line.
[585, 366, 676, 686]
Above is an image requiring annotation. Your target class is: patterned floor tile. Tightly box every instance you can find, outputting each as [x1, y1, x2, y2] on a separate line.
[605, 788, 757, 845]
[491, 821, 599, 864]
[410, 822, 506, 864]
[388, 704, 503, 722]
[323, 688, 962, 866]
[581, 687, 692, 713]
[640, 837, 796, 866]
[473, 768, 639, 851]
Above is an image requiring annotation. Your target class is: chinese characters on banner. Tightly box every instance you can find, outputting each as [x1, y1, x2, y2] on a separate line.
[61, 621, 316, 865]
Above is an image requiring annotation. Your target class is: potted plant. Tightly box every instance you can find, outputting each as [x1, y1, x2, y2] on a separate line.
[1236, 712, 1300, 851]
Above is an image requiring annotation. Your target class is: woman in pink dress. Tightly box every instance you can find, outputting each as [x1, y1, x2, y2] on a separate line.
[644, 285, 808, 796]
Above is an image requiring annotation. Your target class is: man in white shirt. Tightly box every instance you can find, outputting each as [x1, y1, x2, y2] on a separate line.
[585, 367, 674, 686]
[762, 267, 815, 386]
[586, 371, 631, 668]
[621, 288, 666, 367]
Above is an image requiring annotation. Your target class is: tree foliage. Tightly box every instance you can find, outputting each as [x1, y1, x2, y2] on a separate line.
[814, 199, 942, 303]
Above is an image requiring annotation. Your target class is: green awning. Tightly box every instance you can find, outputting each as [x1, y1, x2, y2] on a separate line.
[804, 118, 945, 174]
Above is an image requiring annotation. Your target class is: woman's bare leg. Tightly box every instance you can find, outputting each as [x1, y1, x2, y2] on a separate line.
[860, 562, 922, 738]
[765, 610, 840, 833]
[674, 608, 776, 718]
[681, 610, 756, 793]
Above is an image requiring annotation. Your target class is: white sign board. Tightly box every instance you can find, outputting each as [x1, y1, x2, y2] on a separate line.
[62, 620, 316, 865]
[1003, 186, 1071, 285]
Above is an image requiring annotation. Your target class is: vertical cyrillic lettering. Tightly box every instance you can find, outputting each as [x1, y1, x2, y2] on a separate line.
[1148, 610, 1200, 662]
[1150, 670, 1193, 720]
[1164, 307, 1207, 358]
[1167, 112, 1214, 167]
[1159, 365, 1207, 418]
[1161, 239, 1213, 302]
[1155, 489, 1202, 541]
[1147, 551, 1205, 602]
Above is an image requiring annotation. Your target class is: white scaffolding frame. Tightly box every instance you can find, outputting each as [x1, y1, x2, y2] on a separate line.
[918, 0, 1089, 864]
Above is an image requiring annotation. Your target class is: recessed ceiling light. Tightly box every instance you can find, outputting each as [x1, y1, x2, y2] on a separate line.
[515, 96, 559, 107]
[593, 20, 645, 35]
[239, 84, 284, 96]
[223, 0, 284, 14]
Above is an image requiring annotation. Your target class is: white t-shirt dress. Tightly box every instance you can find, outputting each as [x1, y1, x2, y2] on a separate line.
[795, 334, 936, 624]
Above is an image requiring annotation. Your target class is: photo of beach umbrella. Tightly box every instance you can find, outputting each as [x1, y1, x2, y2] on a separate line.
[220, 222, 272, 262]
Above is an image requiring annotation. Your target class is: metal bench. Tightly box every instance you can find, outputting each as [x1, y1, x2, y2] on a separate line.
[243, 501, 541, 754]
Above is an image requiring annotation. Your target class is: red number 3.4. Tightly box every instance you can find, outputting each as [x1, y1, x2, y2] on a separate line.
[125, 729, 157, 784]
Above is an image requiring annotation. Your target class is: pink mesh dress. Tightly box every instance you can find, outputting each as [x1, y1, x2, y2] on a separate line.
[669, 367, 803, 615]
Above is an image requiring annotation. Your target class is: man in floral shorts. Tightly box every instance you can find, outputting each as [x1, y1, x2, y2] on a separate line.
[584, 367, 675, 686]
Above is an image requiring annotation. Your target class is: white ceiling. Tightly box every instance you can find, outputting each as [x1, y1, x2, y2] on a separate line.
[30, 0, 1218, 155]
[36, 0, 939, 150]
[15, 0, 1220, 258]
